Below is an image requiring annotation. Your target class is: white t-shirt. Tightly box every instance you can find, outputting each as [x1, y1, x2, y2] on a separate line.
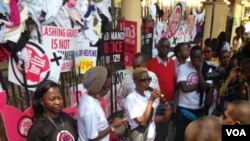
[177, 62, 204, 109]
[124, 90, 158, 130]
[78, 94, 109, 141]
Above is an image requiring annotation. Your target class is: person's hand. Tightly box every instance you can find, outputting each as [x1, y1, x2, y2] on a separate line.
[149, 90, 160, 102]
[110, 118, 126, 128]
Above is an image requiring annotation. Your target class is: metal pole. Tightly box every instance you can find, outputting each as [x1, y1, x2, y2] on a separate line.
[21, 60, 30, 107]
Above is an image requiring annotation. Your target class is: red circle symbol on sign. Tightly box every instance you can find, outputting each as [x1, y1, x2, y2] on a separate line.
[168, 3, 182, 38]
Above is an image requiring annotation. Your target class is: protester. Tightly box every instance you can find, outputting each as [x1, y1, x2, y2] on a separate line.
[124, 67, 160, 141]
[232, 26, 245, 53]
[118, 52, 160, 117]
[121, 52, 160, 99]
[185, 116, 221, 141]
[174, 42, 190, 74]
[27, 80, 78, 141]
[203, 44, 219, 67]
[218, 50, 231, 69]
[216, 31, 230, 53]
[175, 46, 211, 141]
[147, 37, 176, 141]
[77, 66, 125, 141]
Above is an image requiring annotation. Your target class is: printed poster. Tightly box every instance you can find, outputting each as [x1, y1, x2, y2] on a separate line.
[41, 26, 78, 72]
[118, 20, 137, 66]
[8, 40, 64, 91]
[102, 31, 125, 65]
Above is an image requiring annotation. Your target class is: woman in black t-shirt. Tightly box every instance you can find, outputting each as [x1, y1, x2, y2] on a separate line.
[27, 80, 78, 141]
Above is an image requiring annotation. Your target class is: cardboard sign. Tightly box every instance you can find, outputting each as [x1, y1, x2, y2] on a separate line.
[186, 15, 197, 41]
[118, 20, 137, 66]
[103, 69, 130, 115]
[41, 26, 78, 72]
[0, 92, 26, 141]
[8, 40, 64, 91]
[75, 47, 97, 74]
[102, 31, 125, 65]
[170, 21, 186, 47]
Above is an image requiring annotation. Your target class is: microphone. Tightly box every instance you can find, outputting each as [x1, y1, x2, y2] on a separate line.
[146, 87, 165, 100]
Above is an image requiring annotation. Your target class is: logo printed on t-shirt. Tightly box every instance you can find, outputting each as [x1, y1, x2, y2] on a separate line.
[187, 72, 198, 85]
[56, 130, 74, 141]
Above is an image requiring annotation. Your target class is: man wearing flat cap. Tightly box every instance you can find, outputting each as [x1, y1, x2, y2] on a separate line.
[77, 66, 125, 141]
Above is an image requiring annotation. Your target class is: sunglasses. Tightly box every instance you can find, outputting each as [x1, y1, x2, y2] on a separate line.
[137, 77, 152, 82]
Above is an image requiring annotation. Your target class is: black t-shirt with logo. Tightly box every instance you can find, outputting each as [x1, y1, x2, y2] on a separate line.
[27, 112, 78, 141]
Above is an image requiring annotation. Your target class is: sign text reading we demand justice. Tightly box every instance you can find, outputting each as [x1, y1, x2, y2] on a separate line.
[41, 26, 78, 72]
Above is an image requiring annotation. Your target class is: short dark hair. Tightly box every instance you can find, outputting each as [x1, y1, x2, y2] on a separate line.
[158, 37, 170, 46]
[204, 38, 211, 46]
[32, 80, 63, 120]
[174, 42, 187, 56]
[190, 45, 202, 55]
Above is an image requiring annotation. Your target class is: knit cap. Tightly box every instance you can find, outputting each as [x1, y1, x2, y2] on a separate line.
[82, 66, 107, 93]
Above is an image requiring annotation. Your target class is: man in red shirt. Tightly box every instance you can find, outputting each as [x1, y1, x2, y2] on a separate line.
[147, 37, 176, 141]
[147, 37, 175, 102]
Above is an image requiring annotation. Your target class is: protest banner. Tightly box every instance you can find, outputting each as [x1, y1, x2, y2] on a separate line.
[103, 69, 130, 115]
[41, 26, 78, 72]
[170, 21, 186, 47]
[102, 31, 125, 65]
[8, 40, 64, 91]
[186, 15, 197, 41]
[118, 20, 137, 66]
[167, 2, 185, 38]
[0, 92, 27, 141]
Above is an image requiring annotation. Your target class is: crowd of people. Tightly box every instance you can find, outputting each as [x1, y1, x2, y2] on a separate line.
[26, 27, 250, 141]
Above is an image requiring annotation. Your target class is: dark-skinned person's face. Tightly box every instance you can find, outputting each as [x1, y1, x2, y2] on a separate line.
[180, 44, 190, 59]
[133, 56, 146, 69]
[157, 40, 170, 59]
[203, 46, 213, 61]
[134, 72, 151, 92]
[190, 50, 203, 69]
[40, 87, 63, 117]
[99, 77, 112, 97]
[219, 52, 231, 68]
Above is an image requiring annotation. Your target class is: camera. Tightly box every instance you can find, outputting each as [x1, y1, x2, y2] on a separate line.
[206, 67, 225, 81]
